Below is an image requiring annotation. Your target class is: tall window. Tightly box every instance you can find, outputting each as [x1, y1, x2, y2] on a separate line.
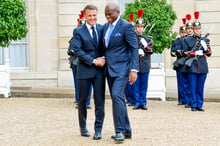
[0, 0, 29, 68]
[9, 38, 28, 68]
[0, 48, 3, 65]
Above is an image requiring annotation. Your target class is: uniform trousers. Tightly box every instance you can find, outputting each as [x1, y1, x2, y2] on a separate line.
[176, 71, 185, 104]
[188, 73, 207, 109]
[182, 72, 191, 105]
[124, 81, 135, 104]
[133, 72, 149, 106]
[71, 66, 92, 105]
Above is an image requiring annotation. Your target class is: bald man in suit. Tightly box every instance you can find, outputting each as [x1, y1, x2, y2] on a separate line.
[103, 2, 139, 143]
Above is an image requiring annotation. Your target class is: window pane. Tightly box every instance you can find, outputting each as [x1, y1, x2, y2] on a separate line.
[0, 47, 4, 65]
[9, 43, 28, 68]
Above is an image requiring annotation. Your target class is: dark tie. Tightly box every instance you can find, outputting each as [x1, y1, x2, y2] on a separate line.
[91, 26, 97, 47]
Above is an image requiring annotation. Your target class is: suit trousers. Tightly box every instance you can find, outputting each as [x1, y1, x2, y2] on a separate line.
[78, 73, 105, 133]
[107, 74, 131, 134]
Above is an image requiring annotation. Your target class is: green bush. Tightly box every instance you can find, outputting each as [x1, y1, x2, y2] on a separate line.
[0, 0, 28, 47]
[123, 0, 177, 53]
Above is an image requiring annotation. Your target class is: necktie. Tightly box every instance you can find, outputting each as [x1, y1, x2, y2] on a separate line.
[106, 24, 114, 47]
[91, 26, 97, 47]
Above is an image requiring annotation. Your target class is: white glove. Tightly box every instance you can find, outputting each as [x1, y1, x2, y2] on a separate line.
[195, 50, 203, 56]
[139, 49, 144, 56]
[140, 38, 148, 48]
[200, 40, 208, 51]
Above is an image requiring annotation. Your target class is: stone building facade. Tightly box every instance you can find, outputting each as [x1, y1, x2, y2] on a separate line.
[7, 0, 220, 99]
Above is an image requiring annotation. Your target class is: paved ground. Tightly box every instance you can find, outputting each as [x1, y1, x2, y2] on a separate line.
[0, 97, 220, 146]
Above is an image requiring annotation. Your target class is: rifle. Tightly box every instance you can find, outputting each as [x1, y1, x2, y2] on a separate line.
[184, 33, 210, 67]
[173, 57, 187, 68]
[147, 23, 155, 36]
[172, 36, 187, 68]
[143, 22, 150, 33]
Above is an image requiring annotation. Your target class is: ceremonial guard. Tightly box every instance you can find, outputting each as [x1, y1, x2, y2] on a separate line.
[184, 11, 212, 111]
[67, 11, 92, 109]
[171, 18, 187, 105]
[181, 14, 194, 108]
[124, 14, 136, 106]
[132, 10, 154, 110]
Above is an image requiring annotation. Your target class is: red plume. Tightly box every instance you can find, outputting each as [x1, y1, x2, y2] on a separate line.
[194, 11, 199, 19]
[77, 18, 80, 23]
[79, 14, 83, 19]
[137, 10, 143, 18]
[129, 14, 134, 21]
[186, 14, 191, 21]
[182, 18, 186, 25]
[126, 19, 131, 22]
[80, 10, 84, 17]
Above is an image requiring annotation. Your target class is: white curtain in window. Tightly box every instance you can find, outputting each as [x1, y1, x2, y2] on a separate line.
[0, 47, 3, 64]
[9, 44, 28, 67]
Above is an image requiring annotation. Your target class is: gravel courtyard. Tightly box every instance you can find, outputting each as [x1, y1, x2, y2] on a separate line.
[0, 97, 220, 145]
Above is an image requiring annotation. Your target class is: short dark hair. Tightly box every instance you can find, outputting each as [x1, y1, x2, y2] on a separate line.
[83, 4, 98, 14]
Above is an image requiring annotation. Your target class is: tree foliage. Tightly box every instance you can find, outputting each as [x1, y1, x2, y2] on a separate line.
[0, 0, 28, 47]
[123, 0, 177, 53]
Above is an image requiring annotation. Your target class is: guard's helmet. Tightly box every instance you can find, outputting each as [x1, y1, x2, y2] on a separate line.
[179, 18, 186, 33]
[77, 10, 85, 27]
[129, 14, 135, 26]
[193, 11, 201, 28]
[179, 26, 185, 33]
[185, 14, 193, 28]
[135, 10, 144, 26]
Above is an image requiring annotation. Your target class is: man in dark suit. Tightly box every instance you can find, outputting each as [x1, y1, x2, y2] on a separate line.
[69, 4, 106, 140]
[103, 2, 139, 143]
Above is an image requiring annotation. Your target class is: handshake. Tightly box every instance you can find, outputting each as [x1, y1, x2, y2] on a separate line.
[93, 57, 106, 67]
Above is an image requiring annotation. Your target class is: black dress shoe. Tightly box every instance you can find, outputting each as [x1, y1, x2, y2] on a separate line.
[80, 128, 90, 137]
[124, 132, 132, 139]
[141, 105, 148, 110]
[93, 132, 101, 140]
[87, 105, 92, 109]
[197, 108, 205, 112]
[128, 103, 134, 106]
[185, 103, 190, 108]
[178, 103, 185, 105]
[133, 105, 140, 110]
[111, 133, 124, 142]
[191, 108, 197, 111]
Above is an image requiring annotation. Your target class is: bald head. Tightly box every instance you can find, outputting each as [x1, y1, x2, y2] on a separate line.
[105, 2, 120, 23]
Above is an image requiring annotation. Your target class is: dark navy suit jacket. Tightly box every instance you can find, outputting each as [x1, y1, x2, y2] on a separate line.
[103, 18, 139, 77]
[69, 24, 105, 79]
